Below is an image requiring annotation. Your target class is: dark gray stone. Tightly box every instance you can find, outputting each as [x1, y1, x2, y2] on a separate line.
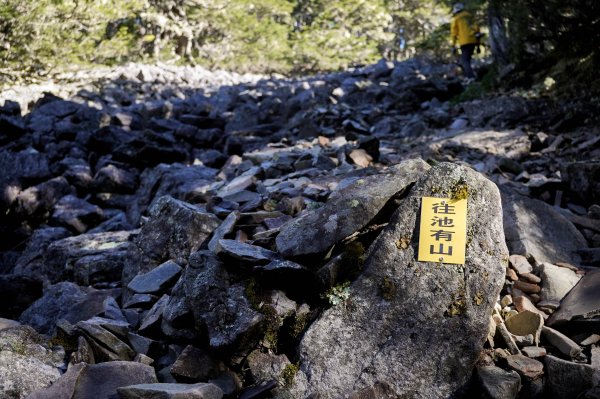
[50, 194, 104, 233]
[215, 239, 279, 264]
[207, 211, 239, 252]
[276, 158, 429, 257]
[295, 162, 508, 398]
[548, 269, 600, 326]
[14, 176, 74, 218]
[170, 345, 220, 382]
[13, 227, 71, 275]
[562, 161, 600, 204]
[477, 365, 521, 399]
[76, 319, 135, 361]
[20, 230, 132, 284]
[139, 294, 170, 333]
[544, 355, 597, 398]
[19, 282, 89, 335]
[128, 260, 182, 294]
[93, 164, 138, 193]
[117, 383, 223, 399]
[177, 251, 263, 353]
[129, 164, 218, 225]
[122, 196, 220, 290]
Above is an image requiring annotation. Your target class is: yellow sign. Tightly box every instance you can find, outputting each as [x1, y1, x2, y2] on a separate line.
[417, 197, 467, 265]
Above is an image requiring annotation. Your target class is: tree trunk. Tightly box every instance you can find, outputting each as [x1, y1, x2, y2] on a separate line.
[487, 1, 510, 68]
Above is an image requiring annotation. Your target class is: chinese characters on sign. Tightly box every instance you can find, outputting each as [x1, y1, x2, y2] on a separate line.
[418, 197, 467, 264]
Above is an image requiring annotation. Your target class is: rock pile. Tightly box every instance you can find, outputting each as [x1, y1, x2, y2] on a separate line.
[0, 58, 598, 399]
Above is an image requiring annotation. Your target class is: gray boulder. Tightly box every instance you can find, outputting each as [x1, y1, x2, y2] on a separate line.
[17, 230, 132, 285]
[122, 196, 220, 290]
[276, 158, 430, 257]
[0, 326, 62, 399]
[168, 251, 263, 353]
[501, 186, 587, 266]
[295, 162, 508, 398]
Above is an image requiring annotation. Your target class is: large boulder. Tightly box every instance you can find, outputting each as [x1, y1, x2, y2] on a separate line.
[164, 251, 263, 354]
[15, 230, 132, 285]
[501, 186, 588, 266]
[122, 196, 220, 289]
[276, 158, 430, 257]
[294, 162, 508, 398]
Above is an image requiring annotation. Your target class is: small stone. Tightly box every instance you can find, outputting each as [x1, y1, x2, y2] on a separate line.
[117, 383, 223, 399]
[529, 294, 540, 303]
[0, 318, 20, 330]
[519, 273, 541, 284]
[505, 310, 544, 345]
[509, 254, 533, 275]
[348, 149, 372, 168]
[134, 354, 154, 366]
[506, 268, 518, 281]
[522, 346, 546, 358]
[128, 261, 182, 294]
[539, 262, 581, 303]
[215, 239, 279, 264]
[511, 334, 535, 348]
[500, 294, 513, 308]
[207, 211, 239, 252]
[496, 323, 521, 355]
[513, 296, 548, 319]
[506, 354, 544, 380]
[139, 294, 169, 332]
[580, 334, 600, 346]
[170, 346, 220, 382]
[536, 299, 560, 310]
[513, 280, 540, 295]
[541, 326, 584, 360]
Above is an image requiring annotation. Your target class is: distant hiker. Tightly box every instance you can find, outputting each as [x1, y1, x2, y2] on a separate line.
[450, 2, 480, 81]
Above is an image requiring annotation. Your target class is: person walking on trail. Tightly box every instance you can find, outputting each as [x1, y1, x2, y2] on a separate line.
[450, 2, 480, 81]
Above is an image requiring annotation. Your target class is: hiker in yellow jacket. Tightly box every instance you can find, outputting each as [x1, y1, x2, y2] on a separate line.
[450, 3, 480, 80]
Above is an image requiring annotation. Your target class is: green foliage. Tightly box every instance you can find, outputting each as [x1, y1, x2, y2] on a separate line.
[450, 68, 498, 103]
[0, 0, 451, 82]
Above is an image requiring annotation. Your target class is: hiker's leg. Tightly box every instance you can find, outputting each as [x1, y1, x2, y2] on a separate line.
[460, 44, 476, 79]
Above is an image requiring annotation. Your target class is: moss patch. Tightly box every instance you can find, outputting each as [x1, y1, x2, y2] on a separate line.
[281, 363, 299, 387]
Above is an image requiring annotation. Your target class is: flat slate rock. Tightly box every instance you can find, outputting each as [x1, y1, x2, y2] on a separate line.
[117, 383, 223, 399]
[501, 186, 588, 266]
[548, 269, 600, 326]
[294, 162, 508, 398]
[128, 260, 182, 294]
[215, 239, 279, 264]
[276, 158, 430, 257]
[27, 361, 157, 399]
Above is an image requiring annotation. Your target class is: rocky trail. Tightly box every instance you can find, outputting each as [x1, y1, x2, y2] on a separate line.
[0, 59, 599, 399]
